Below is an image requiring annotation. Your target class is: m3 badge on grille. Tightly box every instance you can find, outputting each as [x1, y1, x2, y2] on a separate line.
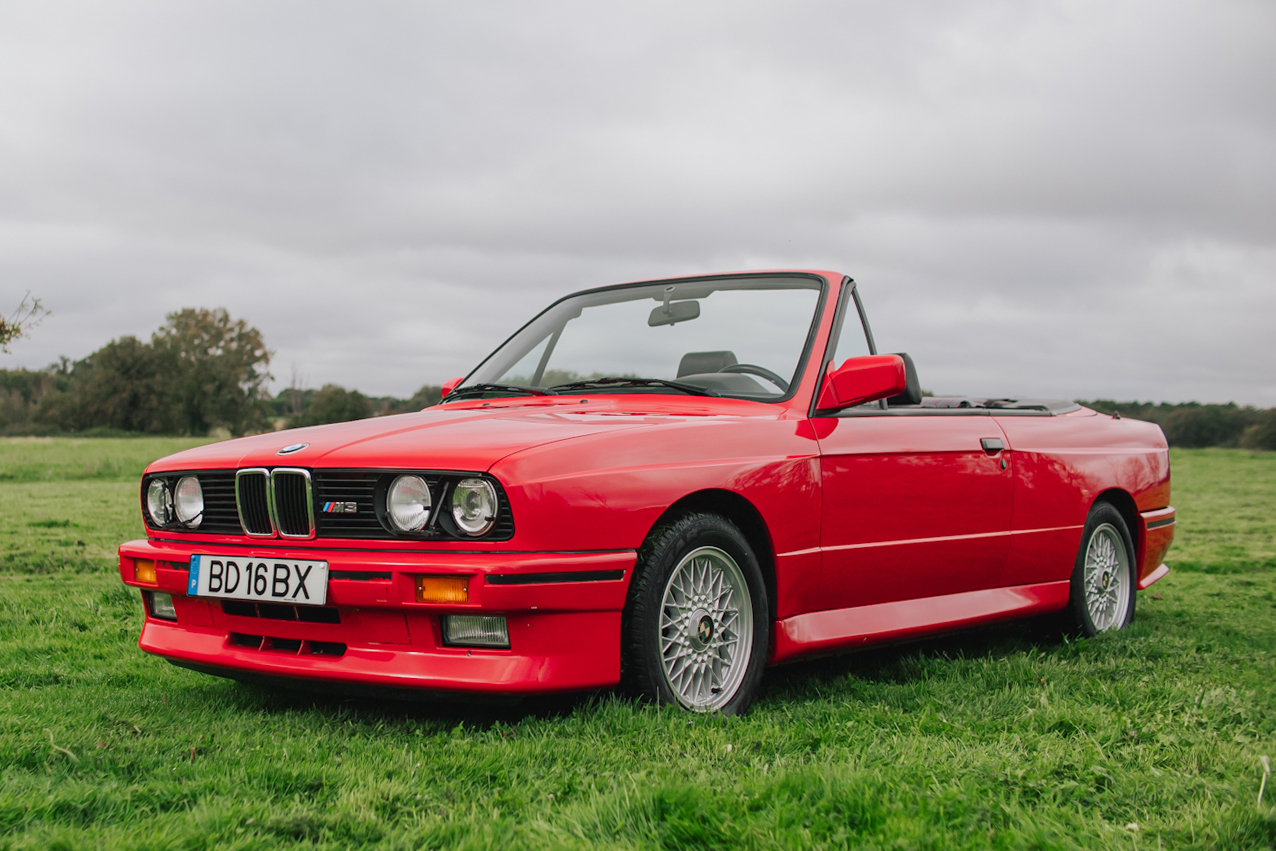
[322, 501, 358, 514]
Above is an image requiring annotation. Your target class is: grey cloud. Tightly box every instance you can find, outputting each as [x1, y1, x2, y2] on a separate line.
[1, 0, 1273, 403]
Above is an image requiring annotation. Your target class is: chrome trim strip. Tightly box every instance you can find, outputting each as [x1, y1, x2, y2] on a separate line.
[270, 467, 316, 540]
[234, 468, 277, 537]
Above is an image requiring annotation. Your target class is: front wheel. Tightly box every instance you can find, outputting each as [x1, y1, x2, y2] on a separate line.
[1066, 502, 1137, 636]
[623, 513, 769, 715]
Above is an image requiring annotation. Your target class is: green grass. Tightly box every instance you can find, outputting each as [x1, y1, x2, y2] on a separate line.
[0, 441, 1273, 849]
[0, 437, 213, 484]
[1167, 448, 1276, 573]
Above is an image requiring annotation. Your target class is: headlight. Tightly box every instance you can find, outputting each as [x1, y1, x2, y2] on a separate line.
[173, 475, 203, 528]
[146, 479, 171, 526]
[387, 475, 432, 532]
[452, 478, 497, 536]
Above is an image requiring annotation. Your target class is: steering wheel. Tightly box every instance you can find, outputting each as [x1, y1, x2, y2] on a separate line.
[719, 363, 789, 392]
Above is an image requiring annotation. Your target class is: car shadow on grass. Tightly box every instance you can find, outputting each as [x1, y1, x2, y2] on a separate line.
[757, 613, 1080, 704]
[185, 613, 1090, 725]
[191, 665, 598, 730]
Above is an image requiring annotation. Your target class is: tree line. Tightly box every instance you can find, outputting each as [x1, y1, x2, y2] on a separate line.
[0, 305, 1272, 447]
[0, 308, 441, 437]
[1078, 400, 1276, 450]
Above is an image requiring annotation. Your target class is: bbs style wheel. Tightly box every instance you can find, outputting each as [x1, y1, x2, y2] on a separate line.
[1066, 502, 1137, 636]
[623, 513, 769, 715]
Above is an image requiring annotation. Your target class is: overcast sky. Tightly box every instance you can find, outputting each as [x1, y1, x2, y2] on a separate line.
[1, 1, 1273, 405]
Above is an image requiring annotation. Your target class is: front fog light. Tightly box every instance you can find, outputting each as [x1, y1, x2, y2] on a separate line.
[451, 478, 497, 536]
[146, 479, 171, 526]
[146, 591, 177, 621]
[441, 615, 509, 648]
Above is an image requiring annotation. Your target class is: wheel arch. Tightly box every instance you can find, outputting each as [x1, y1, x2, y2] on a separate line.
[646, 489, 778, 621]
[1092, 488, 1141, 567]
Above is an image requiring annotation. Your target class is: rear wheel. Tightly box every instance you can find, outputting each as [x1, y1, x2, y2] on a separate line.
[623, 513, 769, 715]
[1066, 502, 1137, 636]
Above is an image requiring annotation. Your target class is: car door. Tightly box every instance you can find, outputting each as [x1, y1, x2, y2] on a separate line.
[815, 413, 1013, 610]
[809, 281, 1013, 612]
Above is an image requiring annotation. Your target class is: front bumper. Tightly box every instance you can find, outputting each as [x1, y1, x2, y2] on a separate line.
[1137, 506, 1175, 590]
[118, 539, 635, 695]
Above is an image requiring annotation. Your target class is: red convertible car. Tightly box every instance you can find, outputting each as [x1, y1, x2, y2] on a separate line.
[119, 270, 1174, 714]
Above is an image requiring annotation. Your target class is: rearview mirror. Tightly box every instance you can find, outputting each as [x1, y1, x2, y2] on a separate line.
[648, 300, 700, 327]
[815, 355, 907, 412]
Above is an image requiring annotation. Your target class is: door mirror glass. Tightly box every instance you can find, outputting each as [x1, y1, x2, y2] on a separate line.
[816, 355, 907, 412]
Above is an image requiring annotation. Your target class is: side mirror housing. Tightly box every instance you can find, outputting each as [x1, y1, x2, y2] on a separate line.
[440, 376, 465, 399]
[816, 355, 908, 412]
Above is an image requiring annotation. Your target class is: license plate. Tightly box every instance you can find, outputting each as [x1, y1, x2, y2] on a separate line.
[188, 555, 329, 606]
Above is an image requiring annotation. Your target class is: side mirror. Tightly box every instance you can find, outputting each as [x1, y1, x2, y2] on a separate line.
[440, 376, 465, 399]
[816, 355, 907, 412]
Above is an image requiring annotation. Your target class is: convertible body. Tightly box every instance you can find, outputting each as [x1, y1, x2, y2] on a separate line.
[119, 270, 1173, 708]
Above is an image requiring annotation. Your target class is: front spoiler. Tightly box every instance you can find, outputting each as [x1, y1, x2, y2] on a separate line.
[120, 539, 635, 694]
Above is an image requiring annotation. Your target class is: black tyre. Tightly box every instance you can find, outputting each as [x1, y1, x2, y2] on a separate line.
[1066, 502, 1137, 636]
[623, 513, 769, 715]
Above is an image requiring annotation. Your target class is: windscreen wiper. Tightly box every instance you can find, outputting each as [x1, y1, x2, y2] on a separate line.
[446, 383, 558, 400]
[549, 377, 719, 397]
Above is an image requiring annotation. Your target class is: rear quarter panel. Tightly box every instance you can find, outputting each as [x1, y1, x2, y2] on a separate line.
[996, 409, 1170, 586]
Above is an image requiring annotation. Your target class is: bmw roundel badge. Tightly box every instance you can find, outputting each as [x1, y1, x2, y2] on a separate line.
[277, 443, 309, 455]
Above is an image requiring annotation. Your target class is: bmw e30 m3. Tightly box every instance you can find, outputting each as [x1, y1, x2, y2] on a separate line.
[119, 270, 1175, 714]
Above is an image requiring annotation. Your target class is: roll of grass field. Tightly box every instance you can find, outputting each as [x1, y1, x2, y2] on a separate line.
[0, 439, 1272, 848]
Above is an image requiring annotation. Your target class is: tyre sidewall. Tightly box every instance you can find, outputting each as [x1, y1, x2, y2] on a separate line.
[624, 513, 769, 716]
[1068, 502, 1137, 637]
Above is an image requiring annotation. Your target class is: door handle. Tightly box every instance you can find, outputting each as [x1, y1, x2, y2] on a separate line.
[980, 438, 1004, 454]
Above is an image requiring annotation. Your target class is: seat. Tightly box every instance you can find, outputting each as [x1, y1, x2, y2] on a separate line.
[677, 350, 737, 378]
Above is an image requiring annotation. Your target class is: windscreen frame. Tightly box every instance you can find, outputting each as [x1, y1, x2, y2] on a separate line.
[451, 272, 832, 405]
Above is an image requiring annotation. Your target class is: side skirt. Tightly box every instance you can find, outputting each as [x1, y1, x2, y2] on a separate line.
[770, 581, 1071, 664]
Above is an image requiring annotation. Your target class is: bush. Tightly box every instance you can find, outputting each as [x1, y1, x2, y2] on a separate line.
[1162, 404, 1254, 448]
[1080, 400, 1266, 448]
[290, 384, 372, 427]
[1241, 409, 1276, 451]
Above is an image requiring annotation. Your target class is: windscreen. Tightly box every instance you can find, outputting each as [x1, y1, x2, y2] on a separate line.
[459, 276, 823, 400]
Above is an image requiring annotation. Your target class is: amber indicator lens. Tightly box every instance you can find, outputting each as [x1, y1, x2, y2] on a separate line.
[415, 575, 469, 603]
[134, 559, 158, 585]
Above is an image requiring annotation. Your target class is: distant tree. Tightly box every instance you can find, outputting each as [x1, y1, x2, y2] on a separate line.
[67, 336, 167, 432]
[1241, 409, 1276, 452]
[0, 293, 48, 353]
[406, 384, 443, 409]
[1162, 403, 1252, 448]
[290, 384, 371, 427]
[151, 308, 272, 436]
[375, 384, 443, 416]
[1080, 400, 1264, 448]
[0, 368, 60, 432]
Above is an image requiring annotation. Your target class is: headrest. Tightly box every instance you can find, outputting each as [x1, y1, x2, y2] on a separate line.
[677, 350, 738, 377]
[886, 352, 922, 406]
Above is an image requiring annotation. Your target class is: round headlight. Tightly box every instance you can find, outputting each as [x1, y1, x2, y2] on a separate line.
[146, 479, 171, 526]
[174, 475, 203, 528]
[452, 478, 497, 536]
[387, 475, 432, 532]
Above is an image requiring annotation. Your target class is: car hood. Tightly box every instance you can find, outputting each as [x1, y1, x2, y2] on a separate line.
[146, 397, 770, 475]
